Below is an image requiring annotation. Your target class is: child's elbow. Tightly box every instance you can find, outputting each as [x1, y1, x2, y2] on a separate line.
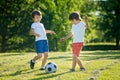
[29, 31, 33, 35]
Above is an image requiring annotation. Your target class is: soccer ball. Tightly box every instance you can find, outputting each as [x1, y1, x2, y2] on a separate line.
[45, 62, 57, 73]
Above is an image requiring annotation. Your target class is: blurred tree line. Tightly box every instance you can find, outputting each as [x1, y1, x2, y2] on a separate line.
[98, 0, 120, 49]
[0, 0, 119, 52]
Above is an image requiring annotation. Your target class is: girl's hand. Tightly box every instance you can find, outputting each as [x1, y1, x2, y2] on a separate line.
[85, 15, 88, 21]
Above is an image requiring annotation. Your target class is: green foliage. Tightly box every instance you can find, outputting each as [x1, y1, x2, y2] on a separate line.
[0, 0, 34, 52]
[1, 0, 120, 52]
[97, 0, 120, 48]
[0, 0, 98, 52]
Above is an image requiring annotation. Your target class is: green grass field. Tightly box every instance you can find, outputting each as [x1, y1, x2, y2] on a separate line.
[0, 50, 120, 80]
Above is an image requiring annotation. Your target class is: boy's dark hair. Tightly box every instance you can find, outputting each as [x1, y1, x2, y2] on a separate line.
[32, 10, 42, 18]
[69, 12, 81, 20]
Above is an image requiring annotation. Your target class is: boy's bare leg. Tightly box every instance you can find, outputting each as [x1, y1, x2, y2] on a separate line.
[41, 53, 48, 67]
[76, 57, 83, 68]
[72, 54, 77, 69]
[30, 54, 42, 69]
[33, 54, 42, 61]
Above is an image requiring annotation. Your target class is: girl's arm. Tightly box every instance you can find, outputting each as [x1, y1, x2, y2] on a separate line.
[60, 32, 73, 42]
[85, 15, 89, 28]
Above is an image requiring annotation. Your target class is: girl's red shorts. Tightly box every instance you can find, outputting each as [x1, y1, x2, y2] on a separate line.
[72, 42, 83, 57]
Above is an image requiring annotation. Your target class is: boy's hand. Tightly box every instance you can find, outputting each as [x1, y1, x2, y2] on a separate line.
[60, 38, 65, 42]
[51, 31, 56, 35]
[85, 15, 88, 21]
[36, 34, 41, 37]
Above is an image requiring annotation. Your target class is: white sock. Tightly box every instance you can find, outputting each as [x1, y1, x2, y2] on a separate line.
[32, 59, 35, 63]
[40, 66, 45, 68]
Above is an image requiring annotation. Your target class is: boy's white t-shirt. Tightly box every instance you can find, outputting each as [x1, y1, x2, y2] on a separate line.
[71, 21, 86, 43]
[31, 22, 47, 41]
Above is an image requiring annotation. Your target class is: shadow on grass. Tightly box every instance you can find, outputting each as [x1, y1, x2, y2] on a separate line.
[48, 56, 71, 60]
[0, 53, 24, 57]
[30, 71, 70, 80]
[79, 51, 120, 61]
[0, 69, 38, 77]
[84, 51, 120, 55]
[49, 51, 120, 61]
[83, 56, 118, 61]
[0, 69, 70, 80]
[82, 55, 120, 61]
[12, 69, 39, 76]
[65, 55, 120, 61]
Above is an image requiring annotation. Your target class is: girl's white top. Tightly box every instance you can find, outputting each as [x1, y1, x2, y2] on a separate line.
[71, 21, 86, 43]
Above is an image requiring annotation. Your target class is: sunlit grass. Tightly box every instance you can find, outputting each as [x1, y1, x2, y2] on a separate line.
[0, 50, 120, 80]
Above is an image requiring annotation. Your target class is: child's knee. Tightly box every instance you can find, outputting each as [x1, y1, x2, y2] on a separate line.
[44, 53, 48, 58]
[37, 54, 42, 58]
[73, 54, 77, 58]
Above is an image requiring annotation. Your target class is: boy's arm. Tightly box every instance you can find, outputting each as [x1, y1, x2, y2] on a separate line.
[29, 28, 41, 37]
[60, 32, 73, 42]
[46, 30, 56, 35]
[85, 15, 89, 28]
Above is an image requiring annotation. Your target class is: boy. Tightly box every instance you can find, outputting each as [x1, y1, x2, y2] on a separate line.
[30, 10, 56, 70]
[60, 12, 89, 72]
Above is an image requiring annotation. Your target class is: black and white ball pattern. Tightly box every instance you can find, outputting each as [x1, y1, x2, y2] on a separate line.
[45, 62, 57, 73]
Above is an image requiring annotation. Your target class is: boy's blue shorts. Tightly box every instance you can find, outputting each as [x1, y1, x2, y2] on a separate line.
[35, 40, 49, 54]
